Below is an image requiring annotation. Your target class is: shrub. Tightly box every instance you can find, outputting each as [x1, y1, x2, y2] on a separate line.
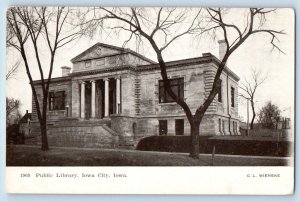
[136, 135, 292, 157]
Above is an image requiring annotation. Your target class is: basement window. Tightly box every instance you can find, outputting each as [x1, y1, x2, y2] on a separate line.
[175, 119, 184, 135]
[159, 120, 168, 136]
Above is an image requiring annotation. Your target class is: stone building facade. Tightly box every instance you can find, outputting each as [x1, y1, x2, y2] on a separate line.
[31, 42, 240, 148]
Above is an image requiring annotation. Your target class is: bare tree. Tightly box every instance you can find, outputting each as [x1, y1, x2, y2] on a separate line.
[6, 60, 21, 80]
[7, 7, 82, 150]
[6, 22, 21, 81]
[79, 7, 284, 158]
[239, 67, 267, 129]
[6, 97, 21, 126]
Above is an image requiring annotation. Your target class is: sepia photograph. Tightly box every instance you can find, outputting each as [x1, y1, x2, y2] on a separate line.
[5, 6, 295, 194]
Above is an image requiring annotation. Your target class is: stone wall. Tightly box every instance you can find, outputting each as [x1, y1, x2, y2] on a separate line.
[36, 119, 119, 148]
[111, 115, 137, 146]
[110, 114, 226, 142]
[31, 79, 72, 122]
[111, 115, 136, 137]
[121, 73, 136, 116]
[213, 63, 239, 120]
[215, 116, 240, 136]
[137, 64, 207, 116]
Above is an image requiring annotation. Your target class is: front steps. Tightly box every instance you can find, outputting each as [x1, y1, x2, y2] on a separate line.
[36, 118, 119, 149]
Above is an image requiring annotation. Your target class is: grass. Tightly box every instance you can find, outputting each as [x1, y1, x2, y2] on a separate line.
[6, 145, 292, 166]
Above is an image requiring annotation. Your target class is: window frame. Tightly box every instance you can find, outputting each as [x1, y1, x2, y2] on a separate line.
[217, 80, 222, 103]
[49, 91, 66, 111]
[159, 120, 168, 136]
[175, 119, 184, 136]
[158, 77, 184, 103]
[231, 86, 235, 107]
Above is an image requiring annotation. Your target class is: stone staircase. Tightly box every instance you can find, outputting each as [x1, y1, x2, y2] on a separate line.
[43, 118, 119, 149]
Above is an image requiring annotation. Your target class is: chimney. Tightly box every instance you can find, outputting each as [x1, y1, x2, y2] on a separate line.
[61, 66, 71, 77]
[218, 39, 227, 60]
[26, 110, 28, 115]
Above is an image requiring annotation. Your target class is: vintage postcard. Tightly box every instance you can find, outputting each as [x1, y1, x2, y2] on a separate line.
[6, 7, 294, 194]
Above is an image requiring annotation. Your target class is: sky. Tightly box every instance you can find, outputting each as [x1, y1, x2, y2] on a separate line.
[6, 7, 295, 123]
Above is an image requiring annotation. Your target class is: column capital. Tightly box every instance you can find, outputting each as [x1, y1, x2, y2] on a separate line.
[79, 80, 86, 84]
[103, 78, 109, 81]
[90, 80, 96, 83]
[115, 75, 121, 80]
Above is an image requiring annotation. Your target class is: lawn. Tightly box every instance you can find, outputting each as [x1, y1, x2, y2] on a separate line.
[6, 145, 292, 166]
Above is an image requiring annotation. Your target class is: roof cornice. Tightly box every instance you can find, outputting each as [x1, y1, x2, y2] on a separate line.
[33, 54, 239, 83]
[32, 76, 71, 85]
[70, 66, 135, 77]
[69, 56, 215, 77]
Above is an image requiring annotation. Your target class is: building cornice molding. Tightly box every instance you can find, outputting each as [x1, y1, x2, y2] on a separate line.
[70, 65, 135, 77]
[69, 56, 217, 77]
[33, 54, 239, 84]
[32, 76, 71, 85]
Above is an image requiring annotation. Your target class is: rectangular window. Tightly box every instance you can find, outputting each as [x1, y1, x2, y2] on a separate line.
[219, 118, 222, 134]
[231, 87, 235, 107]
[159, 78, 184, 103]
[49, 91, 65, 110]
[218, 80, 222, 102]
[159, 120, 168, 136]
[175, 119, 184, 135]
[85, 61, 91, 68]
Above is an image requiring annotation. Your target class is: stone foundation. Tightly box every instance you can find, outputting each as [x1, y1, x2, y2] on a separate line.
[31, 114, 240, 149]
[111, 114, 240, 140]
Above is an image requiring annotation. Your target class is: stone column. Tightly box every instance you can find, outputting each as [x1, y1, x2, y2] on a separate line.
[104, 78, 109, 117]
[80, 81, 85, 119]
[71, 81, 80, 117]
[116, 76, 121, 114]
[90, 80, 96, 118]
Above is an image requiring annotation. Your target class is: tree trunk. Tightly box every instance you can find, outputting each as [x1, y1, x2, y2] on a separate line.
[189, 123, 200, 159]
[250, 100, 255, 129]
[40, 119, 49, 151]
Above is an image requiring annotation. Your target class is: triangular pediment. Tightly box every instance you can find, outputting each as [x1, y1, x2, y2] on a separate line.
[71, 43, 126, 63]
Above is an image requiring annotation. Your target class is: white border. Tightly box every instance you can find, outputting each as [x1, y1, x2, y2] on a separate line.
[1, 0, 298, 201]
